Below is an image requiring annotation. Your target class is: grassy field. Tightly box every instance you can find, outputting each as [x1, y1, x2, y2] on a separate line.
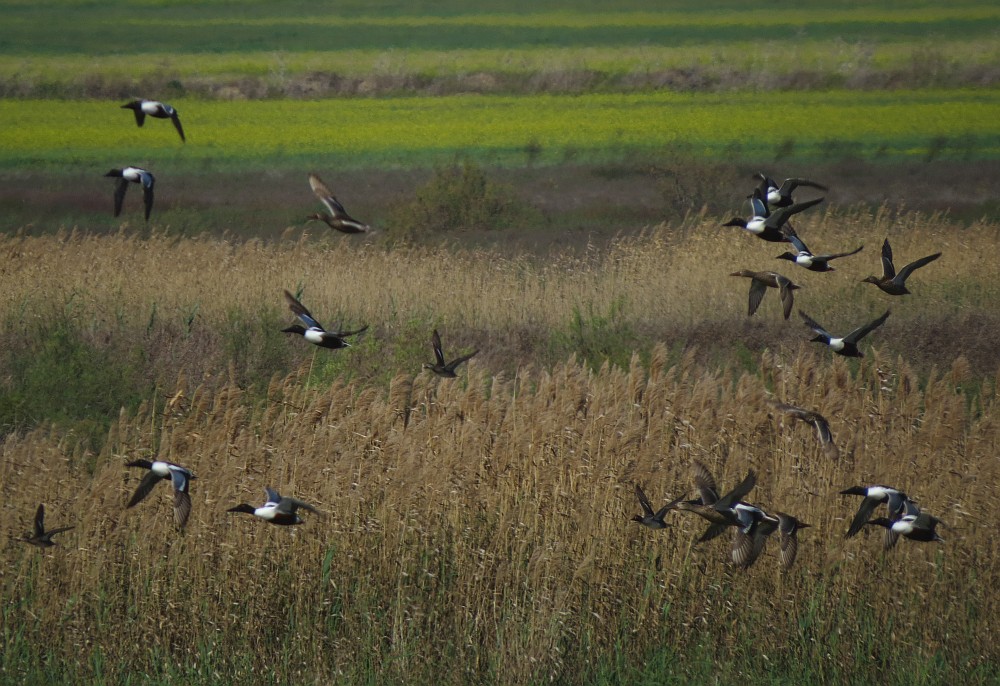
[1, 210, 1000, 683]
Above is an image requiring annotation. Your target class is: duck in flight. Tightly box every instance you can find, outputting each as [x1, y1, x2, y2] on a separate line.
[799, 309, 890, 358]
[21, 504, 73, 548]
[306, 173, 370, 234]
[675, 460, 757, 543]
[730, 270, 800, 320]
[775, 233, 864, 273]
[765, 399, 838, 458]
[105, 167, 155, 222]
[631, 483, 685, 530]
[723, 190, 823, 243]
[867, 504, 944, 547]
[861, 238, 941, 295]
[121, 99, 185, 142]
[753, 173, 827, 210]
[281, 289, 368, 349]
[125, 459, 196, 529]
[228, 488, 320, 526]
[423, 329, 478, 377]
[840, 484, 911, 539]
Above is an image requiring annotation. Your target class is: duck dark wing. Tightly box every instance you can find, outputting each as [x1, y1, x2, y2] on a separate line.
[113, 178, 129, 217]
[127, 470, 162, 508]
[766, 196, 824, 229]
[280, 497, 319, 515]
[634, 483, 655, 517]
[264, 487, 282, 505]
[747, 277, 768, 317]
[879, 239, 896, 280]
[173, 489, 192, 528]
[798, 310, 832, 339]
[655, 493, 686, 519]
[775, 276, 796, 320]
[803, 412, 833, 446]
[779, 528, 800, 570]
[785, 232, 811, 255]
[46, 525, 74, 538]
[896, 252, 941, 283]
[283, 290, 323, 330]
[749, 188, 769, 217]
[34, 504, 46, 538]
[171, 112, 185, 142]
[140, 175, 154, 222]
[778, 178, 828, 195]
[691, 460, 719, 505]
[444, 349, 478, 373]
[816, 245, 863, 261]
[844, 310, 890, 344]
[131, 107, 146, 127]
[430, 329, 447, 367]
[716, 469, 757, 510]
[845, 496, 881, 538]
[309, 173, 348, 217]
[697, 521, 731, 544]
[333, 324, 369, 338]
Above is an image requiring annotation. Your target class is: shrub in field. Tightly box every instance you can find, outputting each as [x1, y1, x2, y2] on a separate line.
[385, 161, 528, 243]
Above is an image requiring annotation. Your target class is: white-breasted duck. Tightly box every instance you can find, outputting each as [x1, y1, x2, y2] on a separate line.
[861, 238, 941, 295]
[765, 399, 838, 459]
[125, 459, 196, 528]
[105, 167, 155, 222]
[227, 487, 319, 526]
[754, 173, 827, 210]
[423, 329, 478, 377]
[723, 191, 823, 243]
[867, 506, 944, 546]
[121, 99, 185, 142]
[281, 289, 368, 349]
[776, 232, 864, 273]
[676, 460, 757, 543]
[306, 173, 370, 234]
[840, 484, 911, 539]
[631, 483, 685, 530]
[21, 504, 73, 548]
[799, 309, 890, 358]
[730, 270, 800, 320]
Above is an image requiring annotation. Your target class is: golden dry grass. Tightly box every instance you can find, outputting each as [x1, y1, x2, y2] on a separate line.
[1, 209, 999, 683]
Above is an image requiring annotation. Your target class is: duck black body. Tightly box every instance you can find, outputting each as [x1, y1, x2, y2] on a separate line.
[423, 329, 478, 377]
[105, 167, 155, 222]
[21, 504, 73, 548]
[121, 99, 185, 142]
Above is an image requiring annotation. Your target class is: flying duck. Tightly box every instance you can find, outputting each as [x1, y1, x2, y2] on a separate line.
[306, 173, 370, 234]
[729, 503, 779, 569]
[775, 233, 864, 273]
[868, 507, 944, 546]
[21, 504, 73, 548]
[861, 238, 941, 295]
[281, 289, 368, 349]
[799, 309, 890, 357]
[631, 483, 685, 530]
[676, 460, 757, 543]
[121, 99, 185, 142]
[723, 191, 823, 243]
[227, 487, 319, 525]
[754, 173, 827, 209]
[125, 459, 196, 528]
[423, 329, 478, 377]
[730, 270, 800, 320]
[105, 167, 155, 222]
[840, 484, 911, 539]
[765, 399, 838, 458]
[774, 512, 810, 570]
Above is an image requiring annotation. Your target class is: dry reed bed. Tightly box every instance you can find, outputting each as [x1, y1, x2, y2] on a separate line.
[1, 348, 998, 681]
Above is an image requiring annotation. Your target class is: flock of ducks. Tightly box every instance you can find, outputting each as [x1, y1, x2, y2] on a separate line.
[21, 284, 477, 540]
[36, 108, 951, 570]
[628, 172, 946, 570]
[105, 99, 372, 232]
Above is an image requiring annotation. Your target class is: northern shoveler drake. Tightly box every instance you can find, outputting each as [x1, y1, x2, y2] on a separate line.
[774, 512, 810, 571]
[423, 329, 478, 377]
[868, 505, 944, 546]
[754, 173, 827, 209]
[730, 270, 801, 320]
[799, 309, 890, 358]
[121, 99, 185, 142]
[281, 289, 368, 349]
[631, 483, 685, 530]
[21, 504, 73, 548]
[723, 191, 823, 243]
[776, 232, 864, 273]
[861, 238, 941, 295]
[766, 399, 838, 459]
[840, 484, 911, 539]
[105, 167, 155, 222]
[125, 459, 196, 528]
[676, 460, 757, 542]
[227, 487, 319, 526]
[306, 173, 370, 234]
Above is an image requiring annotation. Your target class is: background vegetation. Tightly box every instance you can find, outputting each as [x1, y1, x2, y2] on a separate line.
[2, 0, 1000, 683]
